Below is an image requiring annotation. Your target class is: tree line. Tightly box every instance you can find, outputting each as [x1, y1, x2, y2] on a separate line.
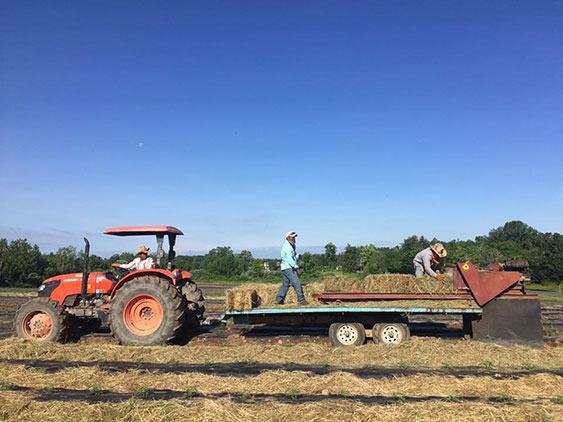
[0, 221, 561, 287]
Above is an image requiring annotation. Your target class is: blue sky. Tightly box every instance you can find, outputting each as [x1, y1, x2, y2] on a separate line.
[1, 1, 562, 257]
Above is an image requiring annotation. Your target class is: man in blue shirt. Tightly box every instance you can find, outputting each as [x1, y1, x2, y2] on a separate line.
[275, 231, 307, 305]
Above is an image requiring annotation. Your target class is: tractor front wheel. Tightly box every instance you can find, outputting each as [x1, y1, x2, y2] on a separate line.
[110, 276, 185, 345]
[13, 297, 70, 342]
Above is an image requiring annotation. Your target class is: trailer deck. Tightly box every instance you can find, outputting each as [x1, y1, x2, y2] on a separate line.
[223, 305, 482, 324]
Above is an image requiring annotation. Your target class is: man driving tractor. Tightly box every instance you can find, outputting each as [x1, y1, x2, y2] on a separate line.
[113, 246, 155, 271]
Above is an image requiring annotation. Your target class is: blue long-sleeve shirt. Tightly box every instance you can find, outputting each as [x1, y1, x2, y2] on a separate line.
[281, 240, 299, 270]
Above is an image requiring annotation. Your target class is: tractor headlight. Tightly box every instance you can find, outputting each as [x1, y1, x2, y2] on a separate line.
[37, 280, 60, 297]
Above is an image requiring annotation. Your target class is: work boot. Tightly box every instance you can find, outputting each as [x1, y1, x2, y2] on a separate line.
[298, 300, 308, 306]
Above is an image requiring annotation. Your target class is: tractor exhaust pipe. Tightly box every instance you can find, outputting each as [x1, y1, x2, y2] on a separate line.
[81, 237, 90, 300]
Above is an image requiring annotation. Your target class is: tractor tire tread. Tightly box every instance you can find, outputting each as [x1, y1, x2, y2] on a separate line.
[110, 276, 186, 345]
[13, 297, 70, 343]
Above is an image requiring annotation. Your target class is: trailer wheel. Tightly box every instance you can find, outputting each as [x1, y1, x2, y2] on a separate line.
[374, 322, 410, 345]
[329, 322, 365, 346]
[13, 298, 70, 342]
[110, 276, 185, 345]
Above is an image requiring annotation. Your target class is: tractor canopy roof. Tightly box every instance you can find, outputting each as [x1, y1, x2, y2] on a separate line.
[104, 226, 183, 236]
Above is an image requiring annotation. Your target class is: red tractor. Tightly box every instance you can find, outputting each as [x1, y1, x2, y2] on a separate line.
[13, 226, 205, 345]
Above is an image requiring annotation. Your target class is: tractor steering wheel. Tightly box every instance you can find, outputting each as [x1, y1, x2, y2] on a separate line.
[111, 264, 130, 278]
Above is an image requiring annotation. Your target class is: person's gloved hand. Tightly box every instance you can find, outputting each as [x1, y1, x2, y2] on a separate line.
[436, 273, 444, 282]
[111, 263, 122, 268]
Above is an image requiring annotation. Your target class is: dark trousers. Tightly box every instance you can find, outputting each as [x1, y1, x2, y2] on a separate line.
[275, 268, 305, 304]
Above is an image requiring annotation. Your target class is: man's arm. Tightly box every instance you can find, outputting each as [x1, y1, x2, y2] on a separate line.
[289, 250, 299, 269]
[422, 253, 437, 278]
[120, 258, 139, 270]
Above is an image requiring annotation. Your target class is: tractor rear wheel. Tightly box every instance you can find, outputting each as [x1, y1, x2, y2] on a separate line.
[181, 281, 205, 327]
[13, 297, 70, 342]
[110, 276, 185, 345]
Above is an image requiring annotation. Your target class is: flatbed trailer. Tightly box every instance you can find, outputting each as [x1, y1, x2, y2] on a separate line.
[221, 261, 545, 347]
[223, 306, 483, 346]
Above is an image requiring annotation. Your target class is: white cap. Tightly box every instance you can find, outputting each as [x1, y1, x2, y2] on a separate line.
[285, 231, 298, 238]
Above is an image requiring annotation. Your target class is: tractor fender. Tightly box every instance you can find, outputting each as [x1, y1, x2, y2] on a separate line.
[110, 269, 176, 299]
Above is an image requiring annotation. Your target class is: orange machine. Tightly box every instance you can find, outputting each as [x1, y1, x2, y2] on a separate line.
[13, 226, 205, 346]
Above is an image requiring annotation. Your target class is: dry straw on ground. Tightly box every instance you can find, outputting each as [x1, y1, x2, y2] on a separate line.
[0, 337, 562, 422]
[0, 391, 562, 422]
[1, 337, 562, 369]
[0, 364, 562, 404]
[0, 364, 561, 399]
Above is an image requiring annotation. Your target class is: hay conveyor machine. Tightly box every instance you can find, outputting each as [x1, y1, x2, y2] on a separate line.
[223, 261, 544, 347]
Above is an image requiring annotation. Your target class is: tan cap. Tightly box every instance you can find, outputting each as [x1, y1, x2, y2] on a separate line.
[137, 246, 150, 255]
[285, 231, 298, 238]
[431, 243, 447, 258]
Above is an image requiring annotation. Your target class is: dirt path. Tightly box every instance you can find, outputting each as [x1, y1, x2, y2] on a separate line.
[3, 386, 549, 405]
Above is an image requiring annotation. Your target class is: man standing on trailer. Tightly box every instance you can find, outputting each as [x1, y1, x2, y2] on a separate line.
[275, 231, 307, 305]
[413, 243, 447, 280]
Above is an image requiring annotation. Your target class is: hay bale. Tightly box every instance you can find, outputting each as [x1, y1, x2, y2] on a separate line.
[324, 274, 455, 294]
[226, 282, 324, 311]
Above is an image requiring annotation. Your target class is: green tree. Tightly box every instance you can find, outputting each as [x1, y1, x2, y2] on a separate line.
[249, 259, 265, 278]
[0, 239, 46, 286]
[203, 246, 242, 276]
[53, 246, 82, 275]
[339, 244, 361, 272]
[0, 238, 8, 286]
[324, 242, 337, 267]
[237, 250, 253, 273]
[487, 221, 539, 249]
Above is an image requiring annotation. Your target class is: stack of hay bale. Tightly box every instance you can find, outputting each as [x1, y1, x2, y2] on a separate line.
[225, 274, 456, 311]
[324, 274, 455, 294]
[225, 283, 324, 311]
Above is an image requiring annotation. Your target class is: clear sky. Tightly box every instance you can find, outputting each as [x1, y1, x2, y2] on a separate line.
[1, 1, 562, 257]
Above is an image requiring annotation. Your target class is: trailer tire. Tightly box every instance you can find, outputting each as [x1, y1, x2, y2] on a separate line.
[329, 322, 365, 347]
[374, 322, 410, 345]
[110, 276, 185, 345]
[13, 297, 70, 342]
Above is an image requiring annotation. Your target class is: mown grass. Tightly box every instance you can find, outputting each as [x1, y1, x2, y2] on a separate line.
[0, 336, 561, 422]
[0, 337, 562, 370]
[1, 394, 562, 422]
[529, 283, 562, 293]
